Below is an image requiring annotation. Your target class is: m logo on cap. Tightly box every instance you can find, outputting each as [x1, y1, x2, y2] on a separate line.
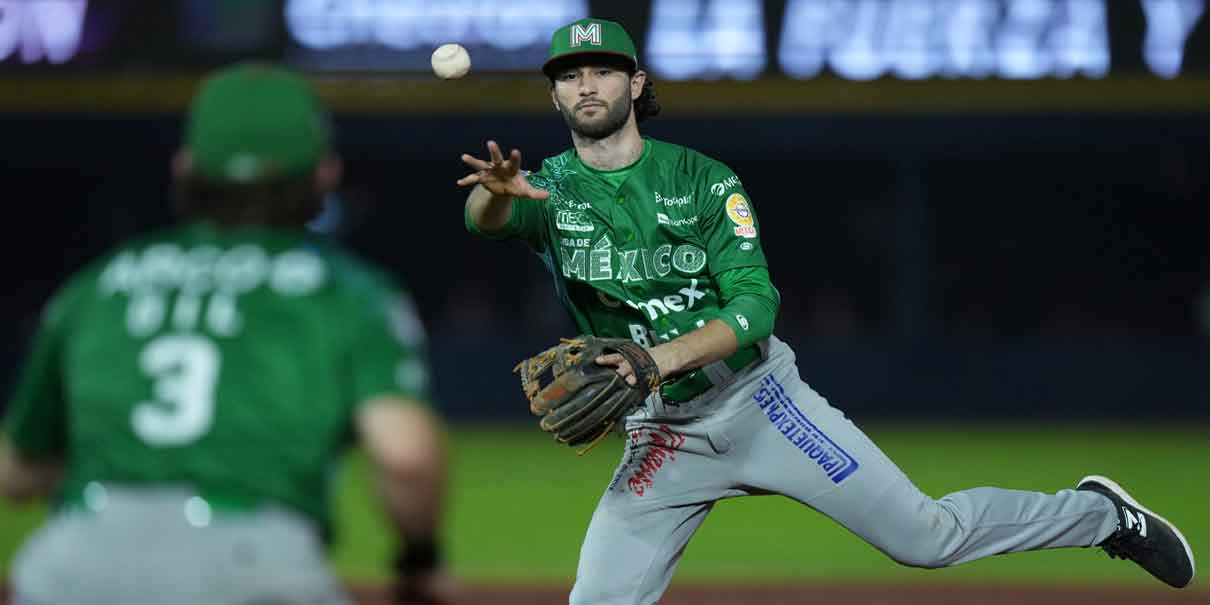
[570, 22, 602, 47]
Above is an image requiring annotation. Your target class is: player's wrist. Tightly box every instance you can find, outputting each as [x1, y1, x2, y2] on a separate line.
[648, 343, 683, 379]
[394, 534, 443, 577]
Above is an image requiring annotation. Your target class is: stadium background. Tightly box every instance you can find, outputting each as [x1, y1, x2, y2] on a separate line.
[1, 1, 1208, 602]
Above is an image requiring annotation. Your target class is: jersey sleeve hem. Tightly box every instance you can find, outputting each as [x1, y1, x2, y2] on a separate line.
[463, 199, 521, 241]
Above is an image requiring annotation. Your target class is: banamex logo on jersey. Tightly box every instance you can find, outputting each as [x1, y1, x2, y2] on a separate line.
[725, 194, 757, 238]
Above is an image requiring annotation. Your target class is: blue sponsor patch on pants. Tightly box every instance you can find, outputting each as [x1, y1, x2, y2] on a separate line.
[751, 374, 860, 484]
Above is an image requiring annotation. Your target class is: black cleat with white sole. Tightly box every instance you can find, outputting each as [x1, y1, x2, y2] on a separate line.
[1077, 475, 1196, 589]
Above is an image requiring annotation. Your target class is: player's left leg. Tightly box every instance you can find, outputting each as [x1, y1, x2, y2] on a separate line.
[752, 399, 1119, 566]
[725, 340, 1114, 563]
[728, 350, 1193, 587]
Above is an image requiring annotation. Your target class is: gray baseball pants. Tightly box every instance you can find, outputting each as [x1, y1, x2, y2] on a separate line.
[569, 336, 1117, 605]
[10, 486, 350, 605]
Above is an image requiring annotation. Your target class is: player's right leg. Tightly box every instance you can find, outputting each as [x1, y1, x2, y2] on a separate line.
[569, 422, 741, 605]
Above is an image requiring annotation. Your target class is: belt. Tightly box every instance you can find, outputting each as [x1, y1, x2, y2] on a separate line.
[62, 482, 261, 517]
[659, 344, 762, 403]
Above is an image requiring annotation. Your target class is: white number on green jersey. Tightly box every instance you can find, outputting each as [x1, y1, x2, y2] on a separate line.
[131, 334, 220, 446]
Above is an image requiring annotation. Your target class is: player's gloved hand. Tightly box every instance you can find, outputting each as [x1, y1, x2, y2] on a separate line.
[456, 140, 550, 200]
[392, 538, 457, 604]
[515, 336, 662, 454]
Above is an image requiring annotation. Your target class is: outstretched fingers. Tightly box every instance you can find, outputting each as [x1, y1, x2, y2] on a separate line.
[487, 140, 505, 164]
[460, 153, 490, 171]
[458, 140, 549, 198]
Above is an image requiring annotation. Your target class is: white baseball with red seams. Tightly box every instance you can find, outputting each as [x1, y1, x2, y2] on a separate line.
[430, 43, 471, 79]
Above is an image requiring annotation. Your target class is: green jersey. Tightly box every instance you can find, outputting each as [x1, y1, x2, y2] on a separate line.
[4, 222, 430, 527]
[467, 138, 770, 397]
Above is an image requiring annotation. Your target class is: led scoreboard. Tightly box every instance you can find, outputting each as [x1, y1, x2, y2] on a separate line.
[280, 0, 1207, 79]
[0, 0, 1206, 80]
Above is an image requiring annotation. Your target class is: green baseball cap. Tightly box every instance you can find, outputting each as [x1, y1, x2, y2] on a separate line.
[185, 62, 330, 184]
[542, 18, 638, 78]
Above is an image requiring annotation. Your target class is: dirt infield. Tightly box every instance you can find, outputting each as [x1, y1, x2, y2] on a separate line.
[350, 583, 1210, 604]
[3, 582, 1205, 603]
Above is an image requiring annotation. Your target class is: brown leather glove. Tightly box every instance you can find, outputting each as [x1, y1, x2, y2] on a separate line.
[514, 337, 661, 452]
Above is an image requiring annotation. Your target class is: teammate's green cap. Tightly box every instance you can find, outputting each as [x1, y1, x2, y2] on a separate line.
[185, 62, 330, 184]
[542, 18, 638, 78]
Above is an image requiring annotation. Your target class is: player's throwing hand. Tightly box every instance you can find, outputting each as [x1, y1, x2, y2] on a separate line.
[457, 140, 549, 199]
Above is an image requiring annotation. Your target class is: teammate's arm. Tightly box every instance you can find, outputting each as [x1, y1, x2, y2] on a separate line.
[460, 140, 549, 232]
[356, 397, 449, 587]
[343, 280, 454, 600]
[1, 286, 76, 502]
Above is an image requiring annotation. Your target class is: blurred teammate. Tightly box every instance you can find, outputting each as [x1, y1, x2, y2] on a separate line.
[1, 63, 451, 605]
[459, 18, 1196, 604]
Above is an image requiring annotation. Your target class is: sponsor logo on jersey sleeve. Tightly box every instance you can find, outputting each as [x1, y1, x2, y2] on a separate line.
[710, 175, 741, 196]
[725, 194, 757, 238]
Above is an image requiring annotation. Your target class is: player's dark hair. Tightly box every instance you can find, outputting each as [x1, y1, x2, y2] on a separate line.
[174, 173, 323, 229]
[633, 77, 660, 123]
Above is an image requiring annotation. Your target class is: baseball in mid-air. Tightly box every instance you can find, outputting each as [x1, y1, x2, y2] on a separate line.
[431, 43, 471, 79]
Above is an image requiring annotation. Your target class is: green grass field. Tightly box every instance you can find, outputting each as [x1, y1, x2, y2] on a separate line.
[2, 423, 1206, 588]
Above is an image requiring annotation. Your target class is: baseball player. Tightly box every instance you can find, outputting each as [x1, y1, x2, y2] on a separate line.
[460, 18, 1196, 605]
[1, 63, 452, 605]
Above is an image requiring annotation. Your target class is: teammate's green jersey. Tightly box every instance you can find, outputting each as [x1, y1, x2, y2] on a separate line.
[468, 137, 768, 348]
[4, 222, 430, 528]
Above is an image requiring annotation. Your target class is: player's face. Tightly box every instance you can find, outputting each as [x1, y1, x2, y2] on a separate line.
[551, 64, 637, 140]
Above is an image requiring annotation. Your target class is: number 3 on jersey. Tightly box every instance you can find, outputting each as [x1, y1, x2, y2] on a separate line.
[132, 334, 220, 446]
[128, 289, 226, 447]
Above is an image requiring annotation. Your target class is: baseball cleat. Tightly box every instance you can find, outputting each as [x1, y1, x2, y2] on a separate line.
[1077, 475, 1195, 589]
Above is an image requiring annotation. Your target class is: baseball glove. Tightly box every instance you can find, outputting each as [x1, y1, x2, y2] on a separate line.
[514, 337, 661, 453]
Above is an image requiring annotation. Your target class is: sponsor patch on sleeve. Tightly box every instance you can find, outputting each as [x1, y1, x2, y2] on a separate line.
[725, 194, 757, 238]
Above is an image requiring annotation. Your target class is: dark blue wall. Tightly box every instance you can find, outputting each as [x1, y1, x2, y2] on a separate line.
[4, 112, 1209, 420]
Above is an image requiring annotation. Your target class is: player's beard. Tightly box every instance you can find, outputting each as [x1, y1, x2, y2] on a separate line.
[559, 91, 632, 140]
